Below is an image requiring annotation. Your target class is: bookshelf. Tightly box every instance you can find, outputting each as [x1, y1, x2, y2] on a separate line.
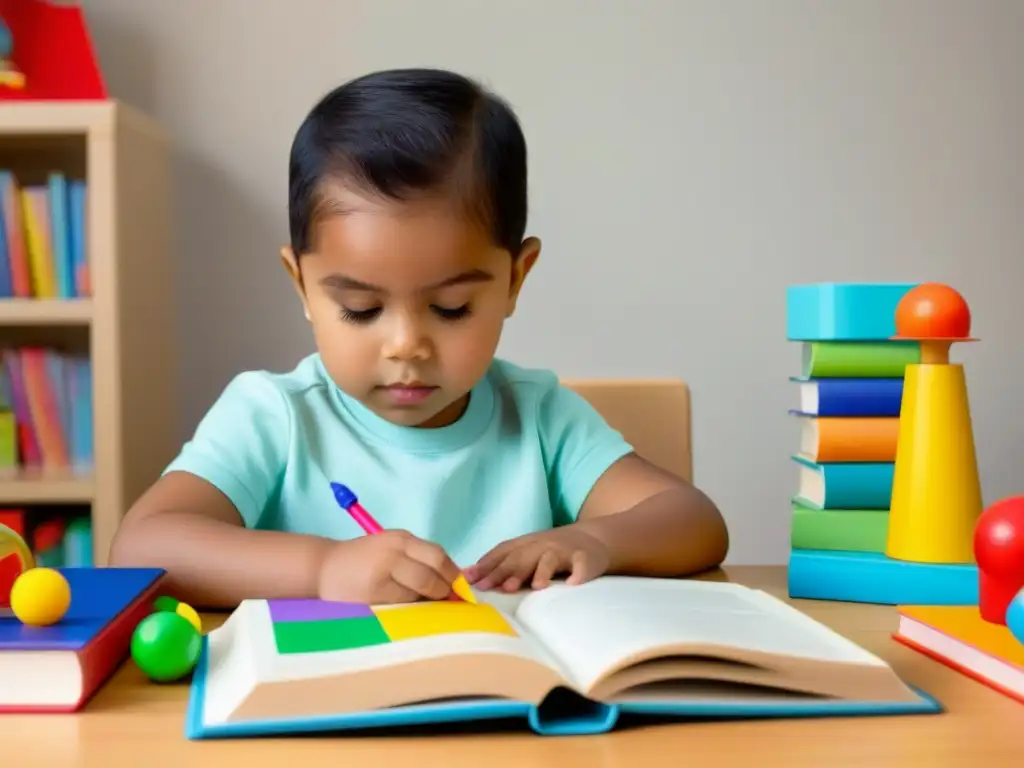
[0, 100, 178, 566]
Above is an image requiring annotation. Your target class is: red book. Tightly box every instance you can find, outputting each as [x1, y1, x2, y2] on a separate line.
[0, 567, 165, 712]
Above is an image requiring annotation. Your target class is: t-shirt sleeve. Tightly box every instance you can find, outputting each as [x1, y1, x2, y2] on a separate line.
[162, 371, 291, 528]
[536, 380, 635, 524]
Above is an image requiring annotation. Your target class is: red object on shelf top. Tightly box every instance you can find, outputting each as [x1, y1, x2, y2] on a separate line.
[0, 0, 107, 100]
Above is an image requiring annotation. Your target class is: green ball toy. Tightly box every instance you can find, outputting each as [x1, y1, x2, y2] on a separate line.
[131, 611, 201, 682]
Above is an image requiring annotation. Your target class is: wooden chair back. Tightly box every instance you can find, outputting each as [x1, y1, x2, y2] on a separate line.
[562, 379, 693, 482]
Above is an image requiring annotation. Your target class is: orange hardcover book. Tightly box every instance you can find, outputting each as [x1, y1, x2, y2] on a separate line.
[893, 605, 1024, 705]
[795, 415, 899, 463]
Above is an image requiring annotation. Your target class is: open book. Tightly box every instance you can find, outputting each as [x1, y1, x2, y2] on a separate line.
[186, 576, 940, 738]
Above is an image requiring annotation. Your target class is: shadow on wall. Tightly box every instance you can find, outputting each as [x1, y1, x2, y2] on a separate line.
[83, 6, 312, 443]
[173, 152, 313, 441]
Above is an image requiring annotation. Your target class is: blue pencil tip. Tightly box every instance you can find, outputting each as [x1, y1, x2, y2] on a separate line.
[331, 482, 357, 508]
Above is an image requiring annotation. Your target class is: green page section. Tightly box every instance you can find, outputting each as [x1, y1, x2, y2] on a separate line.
[790, 502, 889, 553]
[801, 341, 920, 378]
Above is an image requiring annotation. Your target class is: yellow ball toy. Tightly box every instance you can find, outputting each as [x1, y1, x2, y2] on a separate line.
[10, 567, 71, 626]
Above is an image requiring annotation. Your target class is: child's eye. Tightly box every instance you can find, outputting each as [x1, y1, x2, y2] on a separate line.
[431, 303, 472, 321]
[340, 306, 382, 324]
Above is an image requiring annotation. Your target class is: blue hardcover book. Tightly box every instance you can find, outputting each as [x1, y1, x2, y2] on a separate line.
[68, 180, 87, 297]
[787, 283, 917, 341]
[185, 576, 940, 739]
[46, 173, 74, 299]
[788, 550, 978, 606]
[0, 567, 165, 711]
[790, 377, 904, 417]
[792, 455, 894, 510]
[0, 187, 10, 298]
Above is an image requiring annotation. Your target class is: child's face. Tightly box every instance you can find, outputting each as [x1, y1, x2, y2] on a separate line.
[283, 185, 539, 428]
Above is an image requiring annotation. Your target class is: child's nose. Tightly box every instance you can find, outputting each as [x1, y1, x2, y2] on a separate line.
[382, 317, 431, 361]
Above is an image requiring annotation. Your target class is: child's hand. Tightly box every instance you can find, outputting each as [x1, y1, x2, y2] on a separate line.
[465, 526, 610, 592]
[318, 530, 463, 604]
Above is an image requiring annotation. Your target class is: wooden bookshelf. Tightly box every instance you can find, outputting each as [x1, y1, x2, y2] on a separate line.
[0, 100, 178, 565]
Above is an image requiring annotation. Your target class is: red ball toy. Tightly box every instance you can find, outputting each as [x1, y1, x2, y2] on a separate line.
[974, 495, 1024, 624]
[893, 283, 972, 340]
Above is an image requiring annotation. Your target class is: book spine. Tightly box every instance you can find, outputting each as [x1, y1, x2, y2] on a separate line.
[805, 416, 899, 463]
[790, 502, 889, 553]
[46, 172, 75, 299]
[803, 341, 920, 378]
[811, 378, 904, 416]
[795, 458, 895, 509]
[0, 172, 31, 298]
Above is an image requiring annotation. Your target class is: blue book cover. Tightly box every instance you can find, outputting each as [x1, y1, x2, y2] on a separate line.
[46, 173, 74, 299]
[792, 455, 894, 509]
[70, 354, 93, 468]
[788, 550, 978, 606]
[185, 577, 940, 739]
[787, 283, 917, 341]
[68, 180, 86, 297]
[790, 377, 904, 417]
[0, 186, 10, 298]
[0, 567, 164, 649]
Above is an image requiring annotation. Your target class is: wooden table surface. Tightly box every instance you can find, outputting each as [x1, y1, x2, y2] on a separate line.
[4, 566, 1021, 767]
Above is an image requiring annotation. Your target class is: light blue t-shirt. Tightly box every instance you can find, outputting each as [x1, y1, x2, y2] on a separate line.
[163, 354, 634, 567]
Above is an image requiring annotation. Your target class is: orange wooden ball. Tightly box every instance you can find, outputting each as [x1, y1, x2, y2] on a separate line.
[894, 283, 971, 339]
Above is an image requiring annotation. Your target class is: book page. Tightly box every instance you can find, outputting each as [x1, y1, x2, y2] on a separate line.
[202, 595, 570, 726]
[513, 576, 887, 694]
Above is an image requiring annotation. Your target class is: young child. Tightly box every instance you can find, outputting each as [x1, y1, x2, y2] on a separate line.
[109, 68, 729, 608]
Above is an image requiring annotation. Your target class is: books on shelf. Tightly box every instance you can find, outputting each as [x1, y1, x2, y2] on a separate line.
[186, 575, 940, 738]
[0, 169, 89, 300]
[0, 346, 92, 473]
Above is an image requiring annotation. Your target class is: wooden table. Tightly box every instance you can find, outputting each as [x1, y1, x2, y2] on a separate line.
[3, 566, 1021, 767]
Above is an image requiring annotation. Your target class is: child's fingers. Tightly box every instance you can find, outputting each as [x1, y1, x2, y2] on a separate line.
[391, 556, 454, 601]
[480, 549, 546, 592]
[403, 536, 461, 584]
[530, 550, 562, 589]
[565, 550, 599, 585]
[467, 540, 518, 582]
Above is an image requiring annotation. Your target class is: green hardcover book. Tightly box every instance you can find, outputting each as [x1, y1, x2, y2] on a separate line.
[790, 500, 890, 553]
[799, 341, 920, 379]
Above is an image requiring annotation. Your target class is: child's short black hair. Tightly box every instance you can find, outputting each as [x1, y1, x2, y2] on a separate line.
[288, 68, 528, 258]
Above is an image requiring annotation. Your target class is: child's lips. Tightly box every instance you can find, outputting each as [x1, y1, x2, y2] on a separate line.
[380, 382, 438, 405]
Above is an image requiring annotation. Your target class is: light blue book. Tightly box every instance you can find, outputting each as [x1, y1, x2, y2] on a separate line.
[789, 550, 978, 605]
[185, 576, 940, 739]
[47, 173, 75, 299]
[787, 283, 917, 341]
[792, 455, 894, 510]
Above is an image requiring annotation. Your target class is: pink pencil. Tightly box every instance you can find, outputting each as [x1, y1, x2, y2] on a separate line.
[330, 482, 476, 603]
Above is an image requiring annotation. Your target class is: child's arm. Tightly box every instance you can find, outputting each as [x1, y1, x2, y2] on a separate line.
[467, 454, 728, 591]
[109, 471, 334, 607]
[466, 378, 728, 592]
[573, 452, 729, 577]
[110, 371, 462, 608]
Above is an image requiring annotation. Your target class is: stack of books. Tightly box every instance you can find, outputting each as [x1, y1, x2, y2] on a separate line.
[788, 338, 918, 554]
[783, 283, 979, 605]
[0, 170, 90, 299]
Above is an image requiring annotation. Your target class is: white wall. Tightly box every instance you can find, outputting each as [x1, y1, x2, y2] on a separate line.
[77, 0, 1024, 563]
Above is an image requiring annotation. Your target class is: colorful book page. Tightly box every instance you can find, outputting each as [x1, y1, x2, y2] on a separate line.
[267, 599, 517, 655]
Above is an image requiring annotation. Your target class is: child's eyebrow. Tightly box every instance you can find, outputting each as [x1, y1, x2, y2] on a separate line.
[319, 269, 494, 294]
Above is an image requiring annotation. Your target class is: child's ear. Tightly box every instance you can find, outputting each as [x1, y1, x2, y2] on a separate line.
[506, 237, 541, 317]
[280, 246, 312, 321]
